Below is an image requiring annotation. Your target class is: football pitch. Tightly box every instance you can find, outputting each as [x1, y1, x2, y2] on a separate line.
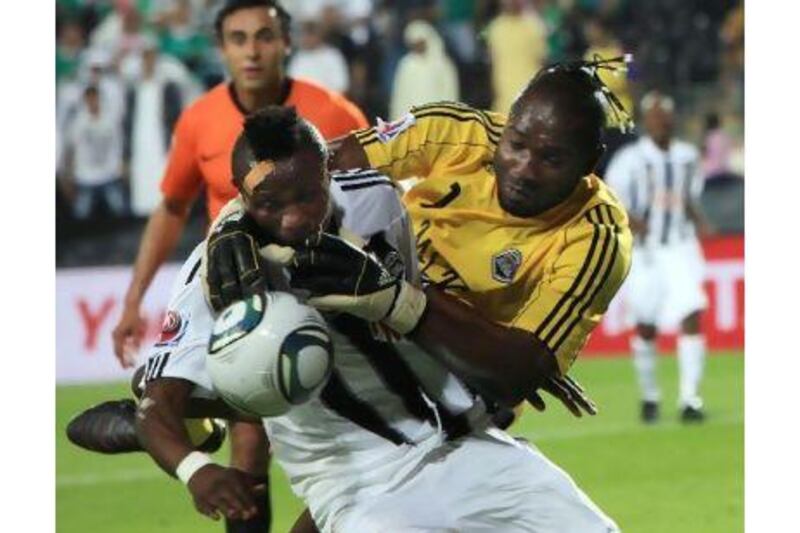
[56, 352, 743, 532]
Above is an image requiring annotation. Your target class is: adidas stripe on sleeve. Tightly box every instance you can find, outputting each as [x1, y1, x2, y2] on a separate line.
[512, 204, 633, 374]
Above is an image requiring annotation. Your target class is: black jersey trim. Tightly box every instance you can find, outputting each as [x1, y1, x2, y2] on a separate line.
[185, 258, 202, 286]
[333, 315, 471, 442]
[534, 206, 604, 341]
[541, 206, 617, 349]
[551, 205, 621, 351]
[331, 169, 386, 182]
[320, 370, 412, 446]
[413, 109, 501, 145]
[339, 179, 395, 191]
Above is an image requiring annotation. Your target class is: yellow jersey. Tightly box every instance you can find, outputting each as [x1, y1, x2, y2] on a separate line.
[355, 102, 633, 373]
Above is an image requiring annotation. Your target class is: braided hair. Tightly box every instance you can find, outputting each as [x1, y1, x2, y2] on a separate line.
[512, 55, 634, 154]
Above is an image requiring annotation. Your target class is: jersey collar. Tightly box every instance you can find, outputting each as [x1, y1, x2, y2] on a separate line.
[227, 78, 294, 116]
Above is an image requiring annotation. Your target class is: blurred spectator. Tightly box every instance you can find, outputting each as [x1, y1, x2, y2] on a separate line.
[390, 21, 459, 120]
[288, 20, 350, 94]
[701, 112, 736, 181]
[485, 0, 548, 113]
[79, 48, 128, 122]
[57, 48, 127, 172]
[720, 1, 744, 77]
[61, 85, 127, 220]
[439, 0, 479, 64]
[720, 1, 744, 113]
[121, 39, 199, 216]
[154, 0, 214, 72]
[90, 0, 149, 62]
[57, 19, 86, 82]
[583, 17, 632, 116]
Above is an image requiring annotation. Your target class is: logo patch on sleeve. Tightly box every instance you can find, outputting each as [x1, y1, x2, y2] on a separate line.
[491, 249, 523, 284]
[375, 114, 416, 143]
[155, 310, 189, 347]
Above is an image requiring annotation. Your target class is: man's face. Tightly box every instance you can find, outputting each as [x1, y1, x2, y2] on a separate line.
[219, 7, 288, 92]
[642, 101, 674, 148]
[243, 151, 331, 246]
[493, 93, 595, 218]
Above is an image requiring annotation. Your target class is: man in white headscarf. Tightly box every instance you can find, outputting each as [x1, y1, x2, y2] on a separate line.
[390, 20, 459, 120]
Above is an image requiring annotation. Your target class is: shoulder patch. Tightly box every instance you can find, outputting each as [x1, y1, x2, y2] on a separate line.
[375, 113, 416, 143]
[491, 248, 523, 284]
[155, 310, 189, 347]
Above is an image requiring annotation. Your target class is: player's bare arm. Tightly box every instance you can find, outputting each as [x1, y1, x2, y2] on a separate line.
[412, 288, 596, 411]
[283, 233, 593, 410]
[329, 133, 370, 171]
[136, 377, 262, 522]
[113, 197, 194, 367]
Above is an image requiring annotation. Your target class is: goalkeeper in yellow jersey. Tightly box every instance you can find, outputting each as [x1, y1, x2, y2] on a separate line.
[309, 58, 635, 409]
[203, 57, 634, 416]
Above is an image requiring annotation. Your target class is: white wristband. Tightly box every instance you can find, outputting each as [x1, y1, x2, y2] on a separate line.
[176, 451, 214, 485]
[385, 282, 428, 335]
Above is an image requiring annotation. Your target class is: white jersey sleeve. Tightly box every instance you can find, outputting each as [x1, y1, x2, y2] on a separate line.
[679, 141, 704, 202]
[605, 144, 643, 216]
[140, 244, 218, 399]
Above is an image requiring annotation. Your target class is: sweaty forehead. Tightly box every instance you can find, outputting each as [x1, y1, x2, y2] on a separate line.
[510, 93, 581, 146]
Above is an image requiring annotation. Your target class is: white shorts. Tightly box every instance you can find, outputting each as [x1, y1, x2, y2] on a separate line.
[626, 239, 707, 328]
[329, 428, 619, 533]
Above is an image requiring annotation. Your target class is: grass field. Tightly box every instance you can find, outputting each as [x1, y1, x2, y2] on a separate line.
[56, 352, 743, 532]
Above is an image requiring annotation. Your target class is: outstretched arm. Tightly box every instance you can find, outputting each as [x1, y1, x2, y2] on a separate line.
[409, 287, 559, 407]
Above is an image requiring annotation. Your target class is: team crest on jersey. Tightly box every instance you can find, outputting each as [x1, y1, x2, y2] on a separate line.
[375, 114, 416, 143]
[155, 310, 188, 347]
[491, 249, 523, 284]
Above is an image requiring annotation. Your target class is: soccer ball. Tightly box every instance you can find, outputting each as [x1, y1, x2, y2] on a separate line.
[206, 292, 334, 418]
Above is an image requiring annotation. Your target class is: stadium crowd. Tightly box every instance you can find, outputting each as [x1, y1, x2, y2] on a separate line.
[56, 0, 744, 267]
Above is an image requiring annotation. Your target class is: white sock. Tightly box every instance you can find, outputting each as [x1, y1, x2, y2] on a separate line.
[632, 336, 660, 402]
[677, 334, 706, 409]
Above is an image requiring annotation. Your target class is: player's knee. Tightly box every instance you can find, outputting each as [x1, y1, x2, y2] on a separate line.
[681, 311, 702, 334]
[636, 323, 657, 340]
[130, 366, 146, 399]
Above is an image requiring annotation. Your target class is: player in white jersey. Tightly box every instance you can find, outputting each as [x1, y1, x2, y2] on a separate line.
[605, 91, 711, 423]
[133, 106, 617, 532]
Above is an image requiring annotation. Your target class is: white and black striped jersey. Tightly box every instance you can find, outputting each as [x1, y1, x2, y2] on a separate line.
[141, 169, 489, 519]
[605, 136, 704, 249]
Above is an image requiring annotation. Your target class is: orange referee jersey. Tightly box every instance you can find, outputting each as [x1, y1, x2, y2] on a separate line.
[160, 78, 368, 220]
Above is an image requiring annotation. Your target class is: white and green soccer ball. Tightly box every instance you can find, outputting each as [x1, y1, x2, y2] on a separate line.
[206, 292, 333, 418]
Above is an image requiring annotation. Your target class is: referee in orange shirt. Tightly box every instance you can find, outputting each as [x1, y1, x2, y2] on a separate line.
[111, 2, 365, 531]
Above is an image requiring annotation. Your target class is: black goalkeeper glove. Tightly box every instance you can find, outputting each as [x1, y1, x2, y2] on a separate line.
[266, 233, 428, 335]
[203, 212, 270, 313]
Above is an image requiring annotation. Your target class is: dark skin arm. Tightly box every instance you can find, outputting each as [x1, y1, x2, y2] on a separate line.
[113, 197, 193, 367]
[329, 134, 370, 171]
[136, 378, 263, 522]
[409, 287, 560, 408]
